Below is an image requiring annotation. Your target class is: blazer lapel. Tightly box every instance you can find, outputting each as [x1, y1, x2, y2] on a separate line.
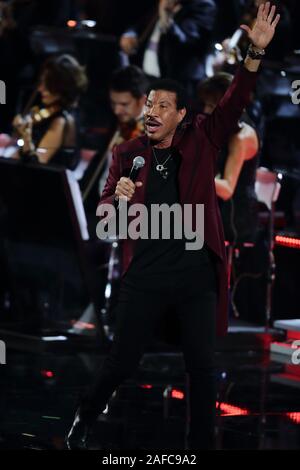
[172, 120, 195, 205]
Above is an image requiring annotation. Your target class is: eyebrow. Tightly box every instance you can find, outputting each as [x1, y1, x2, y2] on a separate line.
[111, 99, 130, 105]
[146, 99, 170, 105]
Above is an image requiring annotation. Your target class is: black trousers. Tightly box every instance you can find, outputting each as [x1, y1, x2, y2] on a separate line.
[82, 259, 218, 449]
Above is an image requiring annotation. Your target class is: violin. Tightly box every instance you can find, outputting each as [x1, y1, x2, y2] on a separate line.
[12, 105, 53, 142]
[28, 106, 51, 124]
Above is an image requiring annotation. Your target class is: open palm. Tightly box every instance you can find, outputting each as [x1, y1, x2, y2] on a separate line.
[240, 2, 280, 50]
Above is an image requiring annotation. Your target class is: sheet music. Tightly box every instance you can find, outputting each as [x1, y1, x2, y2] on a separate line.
[66, 169, 89, 240]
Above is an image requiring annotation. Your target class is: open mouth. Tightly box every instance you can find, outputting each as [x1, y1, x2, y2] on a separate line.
[145, 119, 162, 133]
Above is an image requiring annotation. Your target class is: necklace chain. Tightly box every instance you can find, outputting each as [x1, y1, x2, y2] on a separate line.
[152, 147, 172, 179]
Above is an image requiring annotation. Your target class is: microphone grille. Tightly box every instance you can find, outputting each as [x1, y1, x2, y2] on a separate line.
[133, 156, 145, 169]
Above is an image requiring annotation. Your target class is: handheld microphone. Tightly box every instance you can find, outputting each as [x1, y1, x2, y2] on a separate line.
[115, 156, 145, 210]
[129, 156, 145, 182]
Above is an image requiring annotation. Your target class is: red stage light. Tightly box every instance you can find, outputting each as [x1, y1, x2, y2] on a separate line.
[217, 402, 250, 416]
[287, 412, 300, 425]
[41, 370, 54, 378]
[275, 236, 300, 249]
[171, 389, 185, 400]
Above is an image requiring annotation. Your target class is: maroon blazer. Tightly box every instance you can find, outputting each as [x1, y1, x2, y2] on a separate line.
[99, 65, 257, 336]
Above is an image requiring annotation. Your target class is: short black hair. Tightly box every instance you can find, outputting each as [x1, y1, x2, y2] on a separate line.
[198, 72, 233, 104]
[110, 66, 149, 99]
[148, 79, 188, 110]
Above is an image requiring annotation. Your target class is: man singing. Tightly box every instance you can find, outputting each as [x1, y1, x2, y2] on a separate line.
[67, 2, 280, 450]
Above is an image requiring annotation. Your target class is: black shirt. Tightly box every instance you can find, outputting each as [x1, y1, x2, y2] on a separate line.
[217, 116, 259, 243]
[125, 146, 211, 281]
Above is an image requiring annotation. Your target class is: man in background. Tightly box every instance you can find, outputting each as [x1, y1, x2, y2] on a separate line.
[98, 66, 148, 195]
[120, 0, 217, 97]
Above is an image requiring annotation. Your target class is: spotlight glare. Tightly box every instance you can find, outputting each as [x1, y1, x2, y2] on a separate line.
[67, 20, 77, 28]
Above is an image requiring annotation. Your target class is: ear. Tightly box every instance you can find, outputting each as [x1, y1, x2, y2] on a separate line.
[178, 107, 187, 123]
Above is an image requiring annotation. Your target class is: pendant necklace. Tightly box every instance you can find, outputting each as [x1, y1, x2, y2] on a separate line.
[152, 147, 172, 179]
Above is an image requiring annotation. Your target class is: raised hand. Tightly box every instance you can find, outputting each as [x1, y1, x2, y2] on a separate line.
[159, 0, 181, 31]
[240, 2, 280, 49]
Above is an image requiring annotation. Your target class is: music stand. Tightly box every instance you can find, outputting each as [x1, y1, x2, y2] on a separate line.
[0, 158, 104, 341]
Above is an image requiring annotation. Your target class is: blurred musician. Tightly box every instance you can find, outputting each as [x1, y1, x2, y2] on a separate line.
[198, 72, 260, 243]
[97, 66, 148, 196]
[12, 54, 88, 169]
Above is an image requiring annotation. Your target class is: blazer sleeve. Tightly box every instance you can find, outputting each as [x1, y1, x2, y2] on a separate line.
[201, 65, 258, 151]
[98, 145, 121, 209]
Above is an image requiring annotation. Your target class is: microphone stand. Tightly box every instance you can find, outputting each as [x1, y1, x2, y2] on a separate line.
[265, 173, 281, 333]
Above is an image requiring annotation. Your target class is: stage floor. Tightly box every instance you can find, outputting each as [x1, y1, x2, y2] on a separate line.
[0, 343, 300, 450]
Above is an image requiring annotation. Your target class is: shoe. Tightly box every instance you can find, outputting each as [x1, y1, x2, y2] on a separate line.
[65, 408, 92, 450]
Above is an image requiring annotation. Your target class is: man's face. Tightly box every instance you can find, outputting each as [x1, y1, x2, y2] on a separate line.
[110, 90, 145, 124]
[144, 90, 186, 144]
